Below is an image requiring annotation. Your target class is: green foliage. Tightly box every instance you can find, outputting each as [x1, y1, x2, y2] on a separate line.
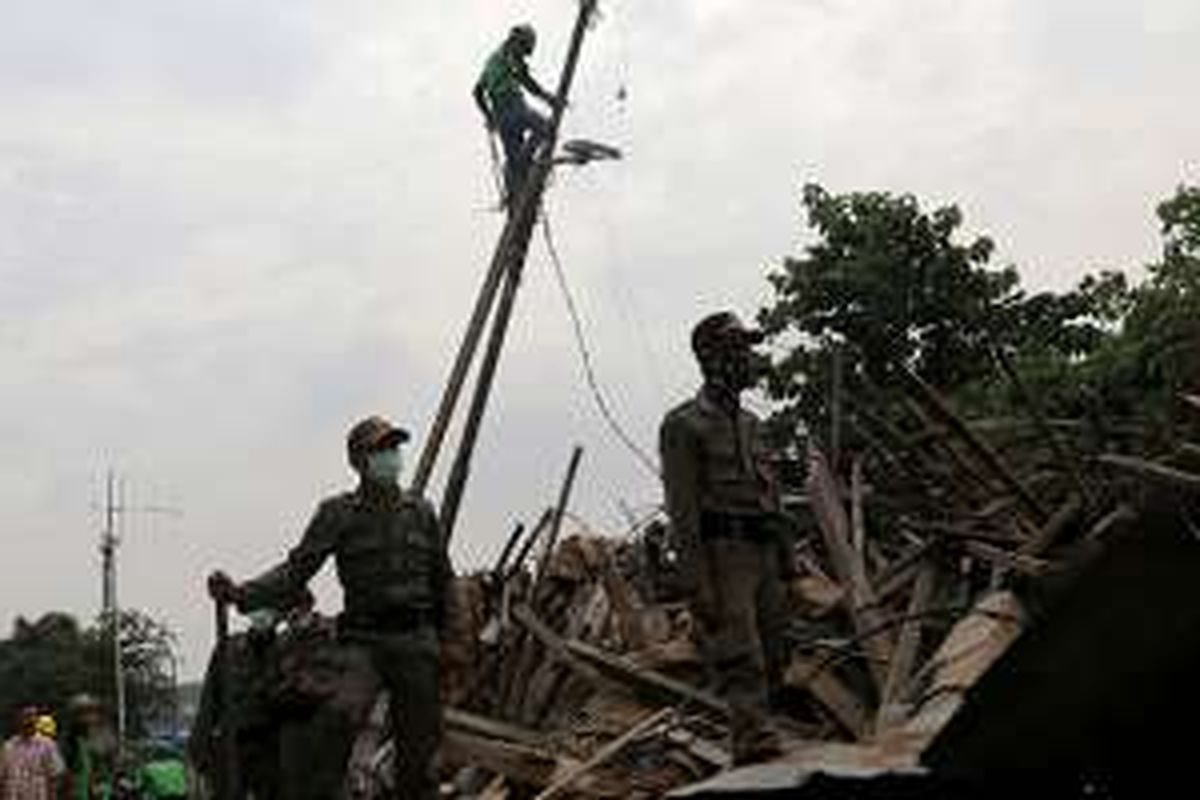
[759, 182, 1200, 452]
[0, 610, 178, 740]
[758, 183, 1021, 443]
[115, 610, 178, 739]
[0, 614, 98, 730]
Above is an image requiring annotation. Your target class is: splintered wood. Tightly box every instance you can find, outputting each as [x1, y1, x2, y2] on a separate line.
[434, 389, 1200, 797]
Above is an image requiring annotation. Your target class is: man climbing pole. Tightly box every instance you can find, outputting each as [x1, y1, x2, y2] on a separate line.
[473, 24, 559, 204]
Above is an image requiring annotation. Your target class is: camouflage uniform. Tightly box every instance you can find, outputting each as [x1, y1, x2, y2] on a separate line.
[240, 483, 450, 800]
[660, 315, 792, 764]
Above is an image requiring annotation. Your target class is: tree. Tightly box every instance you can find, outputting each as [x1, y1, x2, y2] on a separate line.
[0, 614, 98, 732]
[1087, 186, 1200, 433]
[757, 183, 1021, 446]
[0, 610, 178, 740]
[110, 609, 178, 739]
[758, 182, 1199, 459]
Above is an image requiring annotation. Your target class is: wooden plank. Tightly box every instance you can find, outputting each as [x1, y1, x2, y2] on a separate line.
[874, 538, 939, 603]
[511, 603, 606, 685]
[532, 708, 672, 800]
[913, 520, 1021, 547]
[1085, 503, 1136, 542]
[441, 730, 563, 788]
[564, 638, 730, 717]
[993, 345, 1094, 508]
[507, 508, 555, 580]
[901, 367, 1048, 525]
[795, 574, 846, 616]
[806, 446, 893, 693]
[444, 708, 545, 748]
[963, 541, 1049, 577]
[665, 728, 732, 769]
[478, 775, 510, 800]
[540, 445, 585, 571]
[784, 655, 870, 739]
[1100, 454, 1200, 493]
[1018, 493, 1082, 557]
[901, 398, 995, 503]
[886, 592, 1025, 753]
[851, 456, 866, 558]
[876, 563, 937, 732]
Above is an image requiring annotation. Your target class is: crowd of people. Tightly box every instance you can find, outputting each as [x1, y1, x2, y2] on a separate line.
[0, 698, 185, 800]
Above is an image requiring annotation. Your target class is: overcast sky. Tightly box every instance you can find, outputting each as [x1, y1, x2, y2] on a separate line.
[2, 0, 1197, 678]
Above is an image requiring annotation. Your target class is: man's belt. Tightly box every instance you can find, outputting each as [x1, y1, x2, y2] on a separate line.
[699, 511, 770, 542]
[340, 607, 435, 635]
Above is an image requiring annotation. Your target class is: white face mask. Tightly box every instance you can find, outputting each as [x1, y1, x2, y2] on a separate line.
[364, 447, 403, 485]
[247, 609, 279, 632]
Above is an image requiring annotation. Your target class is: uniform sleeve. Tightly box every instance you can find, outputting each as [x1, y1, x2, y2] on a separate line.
[660, 413, 704, 585]
[240, 500, 342, 612]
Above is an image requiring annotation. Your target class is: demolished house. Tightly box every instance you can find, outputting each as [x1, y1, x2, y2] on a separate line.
[420, 386, 1200, 798]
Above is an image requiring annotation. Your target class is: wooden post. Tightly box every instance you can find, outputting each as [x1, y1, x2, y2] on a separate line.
[508, 508, 555, 580]
[411, 221, 525, 495]
[806, 446, 893, 694]
[876, 563, 937, 732]
[213, 599, 239, 800]
[493, 521, 527, 579]
[541, 446, 585, 568]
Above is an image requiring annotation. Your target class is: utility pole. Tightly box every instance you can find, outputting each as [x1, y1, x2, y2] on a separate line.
[97, 469, 181, 748]
[99, 471, 124, 746]
[435, 0, 603, 541]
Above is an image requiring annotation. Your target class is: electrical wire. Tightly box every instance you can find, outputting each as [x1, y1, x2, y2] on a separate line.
[539, 209, 662, 480]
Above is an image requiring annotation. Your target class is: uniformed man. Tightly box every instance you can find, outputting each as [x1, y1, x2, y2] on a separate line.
[209, 416, 450, 800]
[659, 312, 792, 765]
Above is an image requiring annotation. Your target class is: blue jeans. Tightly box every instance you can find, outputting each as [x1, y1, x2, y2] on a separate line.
[495, 99, 550, 200]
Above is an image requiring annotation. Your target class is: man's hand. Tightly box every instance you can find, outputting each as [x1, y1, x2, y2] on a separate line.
[207, 571, 243, 606]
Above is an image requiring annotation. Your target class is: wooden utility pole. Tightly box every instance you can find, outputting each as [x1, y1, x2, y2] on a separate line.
[434, 0, 601, 541]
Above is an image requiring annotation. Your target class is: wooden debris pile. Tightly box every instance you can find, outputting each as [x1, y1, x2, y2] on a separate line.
[434, 381, 1200, 797]
[440, 529, 730, 799]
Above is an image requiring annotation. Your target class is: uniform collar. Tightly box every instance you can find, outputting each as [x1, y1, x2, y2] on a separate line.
[355, 481, 404, 505]
[698, 383, 742, 417]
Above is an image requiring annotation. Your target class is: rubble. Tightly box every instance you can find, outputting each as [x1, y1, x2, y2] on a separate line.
[426, 376, 1200, 796]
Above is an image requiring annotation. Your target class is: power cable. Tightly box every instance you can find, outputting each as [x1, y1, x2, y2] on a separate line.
[539, 209, 661, 480]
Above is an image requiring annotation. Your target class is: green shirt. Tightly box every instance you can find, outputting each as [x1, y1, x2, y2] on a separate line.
[479, 46, 528, 106]
[136, 759, 186, 798]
